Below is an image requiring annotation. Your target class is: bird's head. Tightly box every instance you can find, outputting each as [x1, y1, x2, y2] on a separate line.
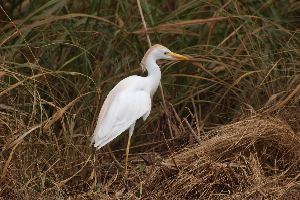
[141, 44, 189, 72]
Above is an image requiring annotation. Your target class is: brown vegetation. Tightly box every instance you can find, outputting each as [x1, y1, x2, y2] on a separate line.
[1, 0, 300, 199]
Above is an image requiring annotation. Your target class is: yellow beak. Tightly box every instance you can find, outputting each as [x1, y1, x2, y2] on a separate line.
[166, 52, 189, 60]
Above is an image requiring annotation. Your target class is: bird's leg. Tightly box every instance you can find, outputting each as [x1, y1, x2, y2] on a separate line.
[124, 136, 131, 178]
[106, 145, 123, 168]
[124, 123, 135, 179]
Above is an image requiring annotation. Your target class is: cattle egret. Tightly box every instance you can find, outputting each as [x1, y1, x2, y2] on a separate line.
[91, 44, 188, 174]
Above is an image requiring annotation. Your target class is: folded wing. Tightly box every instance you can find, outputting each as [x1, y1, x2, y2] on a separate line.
[92, 88, 151, 149]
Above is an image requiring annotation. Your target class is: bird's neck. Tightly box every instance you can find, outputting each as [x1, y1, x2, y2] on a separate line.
[145, 56, 161, 93]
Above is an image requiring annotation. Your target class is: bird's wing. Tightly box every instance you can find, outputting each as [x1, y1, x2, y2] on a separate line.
[92, 89, 151, 149]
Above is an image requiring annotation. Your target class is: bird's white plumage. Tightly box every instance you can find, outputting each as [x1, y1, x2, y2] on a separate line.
[91, 44, 188, 150]
[92, 76, 151, 149]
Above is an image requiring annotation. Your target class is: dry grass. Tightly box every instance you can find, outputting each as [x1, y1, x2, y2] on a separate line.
[78, 98, 300, 199]
[1, 0, 300, 199]
[143, 116, 300, 199]
[1, 103, 300, 199]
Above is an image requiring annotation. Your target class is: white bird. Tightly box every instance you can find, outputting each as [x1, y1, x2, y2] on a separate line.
[91, 44, 188, 172]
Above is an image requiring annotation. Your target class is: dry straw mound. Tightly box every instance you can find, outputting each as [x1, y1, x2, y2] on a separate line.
[142, 117, 300, 199]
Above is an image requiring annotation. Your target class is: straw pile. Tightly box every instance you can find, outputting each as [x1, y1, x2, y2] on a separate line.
[139, 116, 300, 199]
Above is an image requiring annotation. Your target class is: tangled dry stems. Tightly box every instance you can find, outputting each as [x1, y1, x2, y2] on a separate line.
[1, 100, 300, 199]
[141, 116, 300, 199]
[96, 114, 295, 199]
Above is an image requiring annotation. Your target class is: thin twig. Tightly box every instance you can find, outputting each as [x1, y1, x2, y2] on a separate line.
[183, 117, 201, 144]
[136, 0, 172, 138]
[137, 0, 151, 47]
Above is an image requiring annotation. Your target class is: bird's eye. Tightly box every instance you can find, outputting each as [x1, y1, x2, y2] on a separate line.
[164, 52, 168, 55]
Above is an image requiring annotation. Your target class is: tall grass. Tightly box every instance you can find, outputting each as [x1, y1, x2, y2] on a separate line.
[1, 0, 299, 198]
